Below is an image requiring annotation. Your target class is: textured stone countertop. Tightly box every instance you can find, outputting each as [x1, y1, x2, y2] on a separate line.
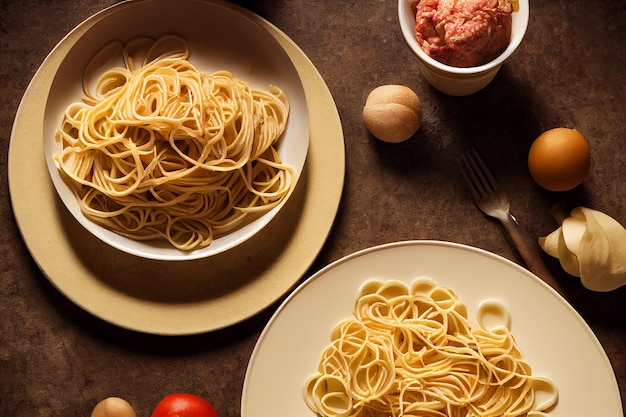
[1, 0, 624, 416]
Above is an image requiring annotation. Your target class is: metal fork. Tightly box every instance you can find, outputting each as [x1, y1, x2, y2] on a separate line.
[458, 149, 562, 293]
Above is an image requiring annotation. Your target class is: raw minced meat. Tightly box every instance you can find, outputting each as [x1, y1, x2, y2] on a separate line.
[413, 0, 513, 67]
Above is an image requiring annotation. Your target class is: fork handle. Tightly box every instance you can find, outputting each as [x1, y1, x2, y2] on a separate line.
[500, 214, 564, 296]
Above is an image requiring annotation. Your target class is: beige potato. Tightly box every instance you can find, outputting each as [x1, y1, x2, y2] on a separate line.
[91, 397, 137, 417]
[363, 85, 422, 143]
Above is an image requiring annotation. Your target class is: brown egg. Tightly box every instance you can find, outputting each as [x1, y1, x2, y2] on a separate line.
[528, 127, 591, 191]
[363, 85, 422, 143]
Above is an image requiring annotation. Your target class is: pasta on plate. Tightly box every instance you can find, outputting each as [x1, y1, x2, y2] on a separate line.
[54, 35, 293, 251]
[303, 279, 558, 417]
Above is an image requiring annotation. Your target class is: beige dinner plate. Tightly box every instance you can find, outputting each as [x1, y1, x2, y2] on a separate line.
[8, 0, 345, 335]
[242, 241, 623, 417]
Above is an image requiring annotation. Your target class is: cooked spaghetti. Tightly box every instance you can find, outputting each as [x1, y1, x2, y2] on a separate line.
[303, 279, 558, 417]
[54, 35, 293, 250]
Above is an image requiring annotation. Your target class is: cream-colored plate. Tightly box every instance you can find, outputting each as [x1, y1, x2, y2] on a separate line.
[44, 0, 310, 260]
[8, 0, 345, 335]
[242, 241, 623, 417]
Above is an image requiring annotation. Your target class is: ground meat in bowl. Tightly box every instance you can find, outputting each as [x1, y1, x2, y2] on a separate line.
[413, 0, 513, 67]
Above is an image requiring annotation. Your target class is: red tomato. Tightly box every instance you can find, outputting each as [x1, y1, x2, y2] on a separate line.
[151, 393, 218, 417]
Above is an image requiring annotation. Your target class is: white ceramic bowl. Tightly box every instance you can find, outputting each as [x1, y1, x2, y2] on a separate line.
[43, 0, 309, 261]
[398, 0, 529, 96]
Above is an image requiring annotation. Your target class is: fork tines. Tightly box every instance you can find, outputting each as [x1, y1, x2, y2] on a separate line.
[458, 148, 499, 199]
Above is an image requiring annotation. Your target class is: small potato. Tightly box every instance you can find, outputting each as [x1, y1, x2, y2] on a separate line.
[363, 85, 422, 143]
[91, 397, 137, 417]
[365, 84, 422, 115]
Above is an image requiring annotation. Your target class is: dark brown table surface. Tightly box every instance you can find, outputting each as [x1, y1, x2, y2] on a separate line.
[1, 1, 625, 416]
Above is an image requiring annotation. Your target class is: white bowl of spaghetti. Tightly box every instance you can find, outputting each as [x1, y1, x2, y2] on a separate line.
[43, 0, 310, 260]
